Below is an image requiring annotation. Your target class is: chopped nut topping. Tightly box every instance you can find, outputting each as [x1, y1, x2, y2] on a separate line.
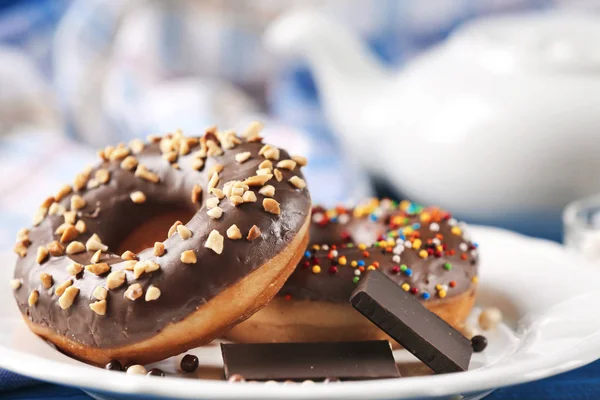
[177, 225, 192, 239]
[120, 155, 138, 170]
[208, 172, 220, 191]
[159, 137, 174, 154]
[10, 279, 22, 290]
[75, 220, 87, 233]
[145, 285, 161, 301]
[180, 250, 197, 264]
[121, 250, 137, 261]
[48, 202, 65, 216]
[263, 147, 280, 160]
[258, 144, 272, 156]
[147, 134, 161, 143]
[133, 260, 160, 279]
[55, 279, 73, 296]
[93, 286, 108, 300]
[179, 140, 191, 155]
[289, 176, 307, 189]
[172, 163, 181, 170]
[101, 145, 115, 161]
[247, 225, 262, 241]
[60, 225, 79, 243]
[87, 178, 101, 190]
[191, 158, 204, 171]
[36, 246, 49, 264]
[90, 300, 107, 315]
[218, 130, 241, 150]
[33, 207, 47, 226]
[124, 283, 143, 301]
[40, 196, 55, 209]
[70, 195, 86, 211]
[263, 198, 281, 215]
[129, 138, 145, 154]
[110, 147, 130, 161]
[242, 121, 264, 139]
[292, 155, 307, 166]
[40, 273, 53, 289]
[162, 151, 178, 163]
[58, 286, 79, 309]
[106, 270, 126, 289]
[66, 263, 83, 275]
[17, 228, 30, 239]
[258, 160, 273, 170]
[74, 167, 92, 191]
[85, 263, 111, 276]
[66, 241, 85, 255]
[259, 185, 275, 197]
[63, 211, 77, 225]
[55, 184, 72, 201]
[235, 152, 251, 163]
[168, 220, 182, 238]
[154, 242, 165, 256]
[211, 188, 225, 199]
[86, 233, 108, 252]
[227, 225, 242, 240]
[123, 260, 136, 271]
[208, 164, 224, 176]
[95, 169, 110, 184]
[13, 243, 27, 258]
[230, 195, 244, 206]
[55, 223, 72, 235]
[91, 249, 102, 263]
[46, 240, 65, 256]
[244, 174, 273, 186]
[242, 191, 257, 203]
[256, 168, 272, 176]
[276, 159, 297, 171]
[231, 187, 244, 197]
[135, 164, 160, 183]
[191, 184, 202, 203]
[205, 229, 224, 254]
[207, 207, 224, 219]
[206, 197, 220, 209]
[28, 290, 39, 306]
[206, 140, 223, 156]
[130, 191, 146, 204]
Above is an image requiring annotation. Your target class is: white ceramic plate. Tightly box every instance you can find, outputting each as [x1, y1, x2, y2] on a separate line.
[2, 226, 600, 400]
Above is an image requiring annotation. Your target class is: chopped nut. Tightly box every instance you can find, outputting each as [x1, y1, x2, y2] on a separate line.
[33, 207, 47, 226]
[273, 169, 283, 182]
[177, 225, 192, 239]
[55, 184, 72, 201]
[95, 169, 110, 184]
[191, 158, 204, 171]
[235, 152, 251, 163]
[208, 172, 220, 191]
[55, 279, 73, 296]
[54, 223, 72, 235]
[258, 160, 273, 170]
[75, 220, 87, 233]
[60, 225, 79, 243]
[40, 273, 53, 289]
[191, 184, 202, 203]
[258, 144, 272, 156]
[70, 195, 86, 211]
[121, 250, 137, 261]
[28, 290, 39, 306]
[211, 188, 225, 199]
[205, 229, 224, 254]
[168, 221, 182, 238]
[85, 263, 111, 276]
[244, 174, 273, 186]
[120, 155, 138, 170]
[36, 246, 49, 264]
[101, 145, 115, 160]
[162, 151, 178, 163]
[145, 285, 161, 301]
[206, 197, 220, 209]
[87, 178, 101, 190]
[227, 225, 242, 240]
[73, 171, 90, 192]
[231, 187, 244, 197]
[40, 196, 55, 209]
[179, 139, 190, 155]
[47, 240, 65, 256]
[289, 176, 306, 189]
[86, 233, 108, 252]
[135, 164, 160, 183]
[292, 155, 307, 166]
[207, 207, 224, 219]
[263, 147, 280, 160]
[159, 137, 174, 154]
[13, 243, 27, 258]
[277, 159, 297, 171]
[247, 225, 262, 241]
[154, 242, 165, 257]
[93, 286, 108, 300]
[263, 198, 281, 215]
[133, 260, 160, 279]
[110, 147, 130, 161]
[130, 191, 146, 204]
[10, 279, 22, 290]
[242, 121, 263, 139]
[106, 270, 126, 289]
[206, 140, 223, 156]
[91, 249, 102, 263]
[63, 211, 77, 225]
[479, 307, 503, 331]
[66, 263, 83, 275]
[124, 283, 143, 301]
[230, 195, 244, 206]
[242, 191, 257, 203]
[180, 250, 197, 264]
[66, 241, 85, 255]
[129, 138, 145, 154]
[123, 260, 136, 271]
[256, 168, 272, 176]
[259, 185, 275, 197]
[208, 164, 224, 176]
[17, 228, 30, 239]
[48, 202, 65, 216]
[147, 134, 161, 143]
[58, 286, 79, 309]
[89, 300, 107, 316]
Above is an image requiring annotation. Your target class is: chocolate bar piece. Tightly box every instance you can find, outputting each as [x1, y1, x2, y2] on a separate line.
[350, 270, 472, 373]
[220, 341, 399, 381]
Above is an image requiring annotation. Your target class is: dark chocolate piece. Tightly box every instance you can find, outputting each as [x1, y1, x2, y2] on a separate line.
[350, 270, 472, 373]
[104, 360, 122, 371]
[180, 354, 199, 372]
[147, 368, 165, 377]
[471, 335, 488, 353]
[220, 341, 399, 381]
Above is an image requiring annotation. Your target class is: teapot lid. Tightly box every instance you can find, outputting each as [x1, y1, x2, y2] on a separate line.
[450, 12, 600, 74]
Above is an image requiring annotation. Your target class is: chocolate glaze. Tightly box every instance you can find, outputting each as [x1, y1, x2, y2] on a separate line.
[13, 131, 311, 349]
[279, 200, 478, 303]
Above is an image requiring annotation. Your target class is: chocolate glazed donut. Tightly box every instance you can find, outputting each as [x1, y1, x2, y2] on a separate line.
[11, 123, 311, 365]
[225, 199, 478, 346]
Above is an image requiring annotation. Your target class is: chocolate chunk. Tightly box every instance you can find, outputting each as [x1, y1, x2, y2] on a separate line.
[147, 368, 165, 377]
[471, 335, 488, 353]
[104, 360, 122, 371]
[350, 270, 472, 374]
[220, 341, 399, 381]
[180, 354, 199, 372]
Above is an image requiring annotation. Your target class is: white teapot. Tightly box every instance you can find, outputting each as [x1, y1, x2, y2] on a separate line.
[265, 10, 600, 237]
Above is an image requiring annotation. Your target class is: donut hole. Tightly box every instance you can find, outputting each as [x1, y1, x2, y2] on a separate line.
[115, 204, 197, 255]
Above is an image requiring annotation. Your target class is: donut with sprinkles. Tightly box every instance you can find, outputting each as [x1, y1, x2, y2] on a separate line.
[225, 198, 478, 346]
[11, 122, 311, 365]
